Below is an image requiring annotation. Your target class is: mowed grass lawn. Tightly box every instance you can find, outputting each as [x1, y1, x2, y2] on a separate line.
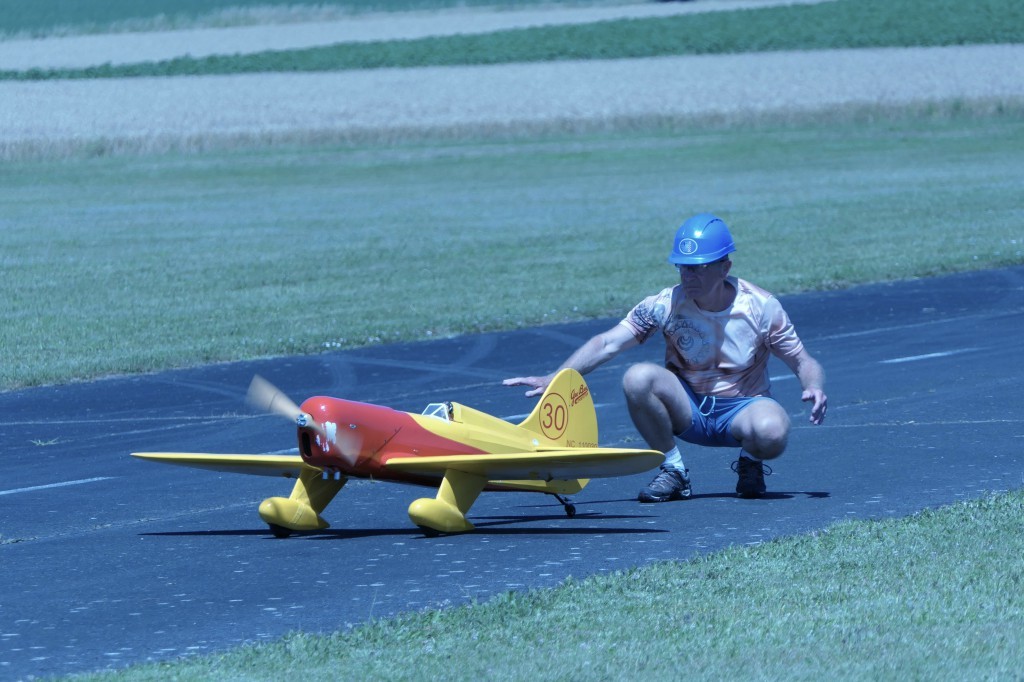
[3, 116, 1023, 391]
[68, 491, 1024, 681]
[2, 1, 1023, 680]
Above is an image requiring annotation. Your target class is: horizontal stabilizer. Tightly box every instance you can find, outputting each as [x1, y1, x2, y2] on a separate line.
[131, 452, 314, 478]
[384, 448, 663, 482]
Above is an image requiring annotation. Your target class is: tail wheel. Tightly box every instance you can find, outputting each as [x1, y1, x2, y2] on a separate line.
[554, 494, 576, 518]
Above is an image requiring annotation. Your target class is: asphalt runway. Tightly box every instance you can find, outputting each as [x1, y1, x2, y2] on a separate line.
[2, 266, 1022, 680]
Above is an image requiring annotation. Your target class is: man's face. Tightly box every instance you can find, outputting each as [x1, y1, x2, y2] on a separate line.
[676, 258, 731, 297]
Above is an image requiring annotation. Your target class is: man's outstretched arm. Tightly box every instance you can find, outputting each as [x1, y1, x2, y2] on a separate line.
[503, 324, 639, 397]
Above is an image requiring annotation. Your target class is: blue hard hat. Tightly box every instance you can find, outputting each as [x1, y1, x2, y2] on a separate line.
[668, 213, 737, 265]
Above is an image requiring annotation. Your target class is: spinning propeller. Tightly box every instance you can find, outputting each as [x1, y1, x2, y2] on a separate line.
[246, 375, 361, 465]
[246, 374, 327, 439]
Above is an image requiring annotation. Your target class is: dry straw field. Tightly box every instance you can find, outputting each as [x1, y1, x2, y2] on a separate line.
[1, 0, 1023, 158]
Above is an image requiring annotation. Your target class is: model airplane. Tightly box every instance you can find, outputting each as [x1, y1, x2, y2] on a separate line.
[132, 369, 663, 536]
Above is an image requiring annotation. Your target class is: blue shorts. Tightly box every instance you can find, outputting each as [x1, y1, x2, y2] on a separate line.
[676, 381, 770, 448]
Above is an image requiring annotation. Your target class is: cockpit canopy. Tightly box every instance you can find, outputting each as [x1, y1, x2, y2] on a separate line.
[421, 402, 454, 422]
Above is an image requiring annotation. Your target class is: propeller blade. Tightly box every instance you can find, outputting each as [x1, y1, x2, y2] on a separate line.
[247, 374, 303, 422]
[246, 375, 327, 440]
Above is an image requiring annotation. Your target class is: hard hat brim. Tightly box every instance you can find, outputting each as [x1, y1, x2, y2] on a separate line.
[668, 245, 736, 265]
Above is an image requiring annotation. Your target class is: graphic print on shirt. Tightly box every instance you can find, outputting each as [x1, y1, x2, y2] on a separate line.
[665, 314, 713, 366]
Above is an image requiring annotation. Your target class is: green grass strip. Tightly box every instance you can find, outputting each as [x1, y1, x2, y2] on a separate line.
[0, 0, 603, 37]
[4, 116, 1022, 390]
[4, 0, 1023, 81]
[70, 490, 1024, 681]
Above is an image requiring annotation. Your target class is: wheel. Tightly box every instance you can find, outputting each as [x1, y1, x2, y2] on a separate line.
[268, 524, 292, 539]
[564, 504, 576, 518]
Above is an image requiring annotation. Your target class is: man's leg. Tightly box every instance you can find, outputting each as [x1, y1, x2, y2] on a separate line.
[622, 362, 693, 451]
[623, 363, 695, 502]
[729, 399, 791, 498]
[729, 399, 790, 459]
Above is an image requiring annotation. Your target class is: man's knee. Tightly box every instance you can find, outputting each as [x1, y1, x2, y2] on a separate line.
[622, 363, 692, 435]
[622, 362, 659, 390]
[750, 426, 788, 460]
[735, 402, 790, 459]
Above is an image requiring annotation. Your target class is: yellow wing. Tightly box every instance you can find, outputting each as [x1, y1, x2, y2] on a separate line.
[131, 452, 316, 478]
[384, 448, 664, 481]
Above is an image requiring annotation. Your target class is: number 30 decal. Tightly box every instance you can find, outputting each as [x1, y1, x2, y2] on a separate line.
[539, 393, 568, 440]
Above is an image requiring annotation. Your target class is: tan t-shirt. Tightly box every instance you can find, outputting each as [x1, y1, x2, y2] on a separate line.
[619, 277, 805, 397]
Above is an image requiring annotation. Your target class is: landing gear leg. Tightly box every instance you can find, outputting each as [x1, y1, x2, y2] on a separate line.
[553, 494, 577, 518]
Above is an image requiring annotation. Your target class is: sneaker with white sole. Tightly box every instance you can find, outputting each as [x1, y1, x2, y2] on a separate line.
[638, 467, 692, 503]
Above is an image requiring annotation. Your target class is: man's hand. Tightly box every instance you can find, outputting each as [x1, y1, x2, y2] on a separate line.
[802, 388, 828, 425]
[502, 375, 553, 398]
[783, 349, 827, 425]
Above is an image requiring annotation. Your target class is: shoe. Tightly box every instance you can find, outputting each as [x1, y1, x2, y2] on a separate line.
[638, 467, 692, 503]
[732, 456, 772, 498]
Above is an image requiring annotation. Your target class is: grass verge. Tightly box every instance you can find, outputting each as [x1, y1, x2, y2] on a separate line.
[69, 490, 1024, 680]
[3, 114, 1022, 391]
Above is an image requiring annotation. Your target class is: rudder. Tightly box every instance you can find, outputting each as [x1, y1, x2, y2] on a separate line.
[518, 369, 598, 448]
